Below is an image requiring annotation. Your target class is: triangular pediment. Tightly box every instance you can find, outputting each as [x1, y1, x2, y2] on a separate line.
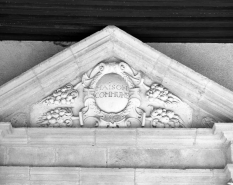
[0, 26, 233, 128]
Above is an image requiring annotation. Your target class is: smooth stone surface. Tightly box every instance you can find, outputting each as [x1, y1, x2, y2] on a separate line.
[0, 166, 228, 185]
[95, 73, 129, 113]
[107, 148, 226, 169]
[0, 123, 231, 169]
[7, 147, 56, 166]
[56, 147, 107, 167]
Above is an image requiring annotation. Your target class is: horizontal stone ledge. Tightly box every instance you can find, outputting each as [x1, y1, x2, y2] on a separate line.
[0, 146, 225, 169]
[0, 122, 228, 149]
[0, 166, 229, 185]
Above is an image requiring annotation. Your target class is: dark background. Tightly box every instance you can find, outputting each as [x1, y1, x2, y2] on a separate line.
[1, 0, 233, 42]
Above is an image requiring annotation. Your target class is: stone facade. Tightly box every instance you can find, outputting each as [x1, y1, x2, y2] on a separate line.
[1, 26, 233, 184]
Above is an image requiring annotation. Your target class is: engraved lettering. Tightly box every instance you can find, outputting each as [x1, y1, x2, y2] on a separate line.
[95, 73, 130, 113]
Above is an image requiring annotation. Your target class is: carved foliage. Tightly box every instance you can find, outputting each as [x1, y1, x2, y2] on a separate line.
[150, 108, 184, 128]
[37, 107, 74, 127]
[34, 62, 189, 128]
[146, 83, 181, 104]
[40, 84, 78, 105]
[11, 112, 27, 127]
[202, 117, 216, 128]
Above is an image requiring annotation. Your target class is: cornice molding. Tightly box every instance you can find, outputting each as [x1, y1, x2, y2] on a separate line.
[0, 166, 228, 184]
[0, 26, 233, 122]
[0, 122, 230, 148]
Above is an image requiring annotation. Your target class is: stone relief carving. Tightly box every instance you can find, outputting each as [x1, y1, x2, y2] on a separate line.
[80, 62, 145, 128]
[40, 84, 78, 105]
[146, 83, 181, 104]
[11, 112, 28, 127]
[37, 107, 78, 127]
[149, 108, 184, 128]
[32, 61, 192, 128]
[202, 117, 216, 128]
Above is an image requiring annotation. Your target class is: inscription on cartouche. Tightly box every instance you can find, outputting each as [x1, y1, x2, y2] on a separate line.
[94, 73, 130, 113]
[94, 84, 129, 99]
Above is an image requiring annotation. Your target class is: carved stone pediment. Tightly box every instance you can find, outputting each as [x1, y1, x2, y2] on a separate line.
[0, 26, 233, 128]
[32, 61, 191, 128]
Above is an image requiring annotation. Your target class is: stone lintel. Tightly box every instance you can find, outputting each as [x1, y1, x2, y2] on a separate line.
[0, 166, 228, 185]
[0, 122, 227, 148]
[0, 122, 229, 169]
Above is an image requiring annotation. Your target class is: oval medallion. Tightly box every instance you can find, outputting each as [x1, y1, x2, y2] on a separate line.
[95, 73, 129, 113]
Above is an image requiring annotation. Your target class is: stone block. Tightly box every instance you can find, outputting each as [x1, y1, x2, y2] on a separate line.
[108, 148, 226, 168]
[56, 147, 106, 167]
[0, 166, 30, 185]
[0, 122, 12, 137]
[80, 168, 134, 185]
[30, 181, 78, 185]
[28, 128, 95, 146]
[30, 167, 80, 181]
[0, 166, 228, 185]
[195, 129, 224, 148]
[96, 129, 136, 147]
[0, 146, 6, 165]
[136, 129, 196, 148]
[225, 143, 233, 163]
[1, 128, 28, 145]
[36, 148, 56, 166]
[135, 169, 226, 185]
[0, 166, 29, 180]
[7, 147, 56, 166]
[0, 180, 29, 185]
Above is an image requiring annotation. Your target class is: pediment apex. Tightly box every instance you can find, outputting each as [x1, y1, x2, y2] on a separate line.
[1, 26, 233, 127]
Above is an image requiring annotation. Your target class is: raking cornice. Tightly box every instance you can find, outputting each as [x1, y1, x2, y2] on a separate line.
[0, 26, 233, 123]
